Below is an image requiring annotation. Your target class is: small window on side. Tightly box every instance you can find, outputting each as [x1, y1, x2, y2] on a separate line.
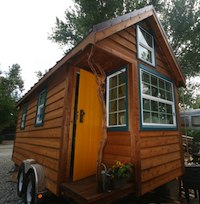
[137, 25, 155, 66]
[35, 88, 47, 127]
[20, 103, 28, 130]
[106, 68, 128, 130]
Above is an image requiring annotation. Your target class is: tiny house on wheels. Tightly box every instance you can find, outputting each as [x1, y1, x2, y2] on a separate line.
[13, 5, 186, 204]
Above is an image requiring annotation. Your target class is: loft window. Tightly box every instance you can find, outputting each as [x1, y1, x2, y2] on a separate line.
[20, 103, 28, 130]
[137, 25, 155, 66]
[35, 88, 47, 127]
[106, 68, 128, 130]
[139, 66, 176, 129]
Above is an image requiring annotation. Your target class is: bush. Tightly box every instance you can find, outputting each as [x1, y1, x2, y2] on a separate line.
[0, 135, 2, 144]
[182, 128, 200, 139]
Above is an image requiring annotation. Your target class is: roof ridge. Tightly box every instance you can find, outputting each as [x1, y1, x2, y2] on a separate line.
[92, 5, 154, 32]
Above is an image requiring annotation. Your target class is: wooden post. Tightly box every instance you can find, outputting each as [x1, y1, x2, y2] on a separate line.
[88, 45, 107, 193]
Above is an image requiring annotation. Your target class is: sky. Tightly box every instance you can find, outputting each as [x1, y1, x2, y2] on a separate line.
[0, 0, 73, 93]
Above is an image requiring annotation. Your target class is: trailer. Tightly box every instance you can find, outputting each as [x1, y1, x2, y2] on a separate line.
[12, 5, 186, 204]
[181, 109, 200, 130]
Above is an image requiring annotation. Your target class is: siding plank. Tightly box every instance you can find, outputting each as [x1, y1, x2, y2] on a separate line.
[141, 151, 181, 170]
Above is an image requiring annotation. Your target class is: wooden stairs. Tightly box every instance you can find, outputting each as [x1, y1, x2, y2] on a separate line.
[60, 176, 134, 204]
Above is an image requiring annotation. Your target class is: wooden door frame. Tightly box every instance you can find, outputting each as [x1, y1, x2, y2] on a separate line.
[69, 72, 80, 179]
[65, 67, 80, 180]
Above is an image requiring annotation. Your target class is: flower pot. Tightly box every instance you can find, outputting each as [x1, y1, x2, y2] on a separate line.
[112, 178, 127, 189]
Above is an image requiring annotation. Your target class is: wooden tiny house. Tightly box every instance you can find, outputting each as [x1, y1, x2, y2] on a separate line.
[13, 5, 186, 203]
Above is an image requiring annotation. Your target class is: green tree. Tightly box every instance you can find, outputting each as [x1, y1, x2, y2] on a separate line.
[49, 0, 199, 77]
[35, 69, 49, 80]
[192, 94, 200, 109]
[179, 80, 200, 110]
[0, 64, 24, 134]
[161, 0, 200, 77]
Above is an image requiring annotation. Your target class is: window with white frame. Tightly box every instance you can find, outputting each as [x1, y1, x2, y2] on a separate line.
[35, 89, 47, 126]
[107, 68, 128, 128]
[137, 25, 155, 66]
[20, 103, 28, 129]
[140, 68, 176, 128]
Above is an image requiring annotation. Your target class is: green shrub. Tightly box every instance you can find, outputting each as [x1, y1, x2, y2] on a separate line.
[182, 128, 200, 139]
[0, 135, 2, 144]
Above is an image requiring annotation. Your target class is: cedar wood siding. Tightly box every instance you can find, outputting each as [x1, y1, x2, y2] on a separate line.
[12, 66, 69, 195]
[101, 24, 183, 195]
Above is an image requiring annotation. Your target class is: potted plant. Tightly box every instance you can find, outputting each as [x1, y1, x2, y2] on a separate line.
[108, 160, 133, 189]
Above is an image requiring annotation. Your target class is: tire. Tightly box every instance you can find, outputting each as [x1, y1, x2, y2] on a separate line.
[25, 172, 36, 204]
[17, 163, 26, 197]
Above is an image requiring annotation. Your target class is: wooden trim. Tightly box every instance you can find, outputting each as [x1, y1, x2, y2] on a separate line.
[174, 86, 185, 175]
[65, 67, 79, 178]
[58, 66, 73, 185]
[130, 61, 142, 195]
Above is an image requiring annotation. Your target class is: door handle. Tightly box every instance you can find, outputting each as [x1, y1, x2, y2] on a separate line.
[80, 109, 85, 123]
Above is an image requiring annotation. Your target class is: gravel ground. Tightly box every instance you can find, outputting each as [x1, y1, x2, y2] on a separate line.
[0, 142, 22, 204]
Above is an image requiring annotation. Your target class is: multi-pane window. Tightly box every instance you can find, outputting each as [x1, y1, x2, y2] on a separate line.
[107, 68, 127, 128]
[20, 103, 28, 130]
[140, 68, 176, 128]
[137, 25, 155, 66]
[35, 89, 47, 126]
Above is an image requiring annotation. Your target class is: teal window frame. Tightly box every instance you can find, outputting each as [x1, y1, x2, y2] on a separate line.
[136, 25, 155, 67]
[106, 67, 128, 131]
[35, 88, 47, 127]
[139, 64, 177, 130]
[20, 103, 28, 130]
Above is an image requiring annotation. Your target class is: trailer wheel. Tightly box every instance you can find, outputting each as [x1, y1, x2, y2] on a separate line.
[17, 163, 26, 197]
[25, 172, 36, 204]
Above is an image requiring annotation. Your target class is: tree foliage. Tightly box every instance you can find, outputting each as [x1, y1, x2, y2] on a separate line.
[49, 0, 199, 78]
[49, 0, 164, 51]
[161, 0, 200, 77]
[0, 64, 24, 133]
[179, 80, 200, 110]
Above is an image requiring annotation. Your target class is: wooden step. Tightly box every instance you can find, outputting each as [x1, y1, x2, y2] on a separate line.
[60, 176, 135, 204]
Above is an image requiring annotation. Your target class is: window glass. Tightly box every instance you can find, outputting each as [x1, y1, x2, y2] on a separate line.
[139, 28, 153, 47]
[20, 103, 28, 129]
[138, 46, 152, 63]
[35, 89, 47, 126]
[140, 68, 176, 128]
[137, 25, 155, 66]
[107, 68, 127, 128]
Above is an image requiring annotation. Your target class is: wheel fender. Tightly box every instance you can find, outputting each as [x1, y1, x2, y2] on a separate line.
[23, 159, 37, 174]
[21, 159, 46, 194]
[29, 163, 45, 194]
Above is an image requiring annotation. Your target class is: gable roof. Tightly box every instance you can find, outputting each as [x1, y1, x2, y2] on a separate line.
[17, 5, 185, 106]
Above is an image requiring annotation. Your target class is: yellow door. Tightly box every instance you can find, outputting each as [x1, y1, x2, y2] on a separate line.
[73, 69, 102, 181]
